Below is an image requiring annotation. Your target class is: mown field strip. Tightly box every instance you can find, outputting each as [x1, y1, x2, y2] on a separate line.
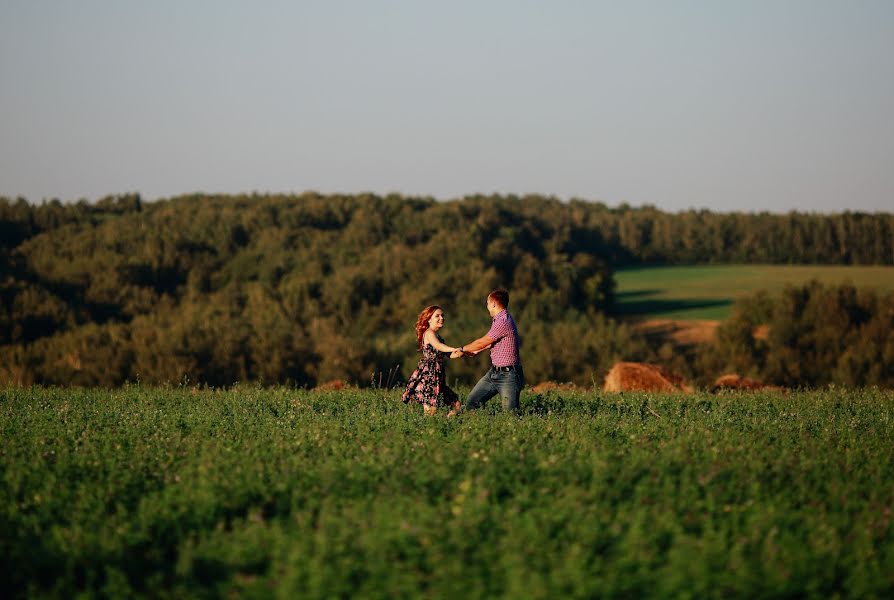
[615, 264, 894, 320]
[2, 386, 893, 598]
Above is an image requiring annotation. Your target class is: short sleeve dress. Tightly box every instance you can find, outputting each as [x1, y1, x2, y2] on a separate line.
[401, 335, 459, 409]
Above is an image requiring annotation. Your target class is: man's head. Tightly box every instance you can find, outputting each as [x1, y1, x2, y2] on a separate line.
[486, 289, 509, 316]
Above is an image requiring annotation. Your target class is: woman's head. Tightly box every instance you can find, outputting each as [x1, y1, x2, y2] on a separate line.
[415, 305, 444, 346]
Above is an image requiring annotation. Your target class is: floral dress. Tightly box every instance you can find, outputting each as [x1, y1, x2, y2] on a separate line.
[402, 335, 459, 409]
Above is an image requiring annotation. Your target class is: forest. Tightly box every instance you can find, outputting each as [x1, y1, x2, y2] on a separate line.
[1, 192, 892, 388]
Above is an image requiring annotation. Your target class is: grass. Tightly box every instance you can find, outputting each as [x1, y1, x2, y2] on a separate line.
[3, 386, 893, 598]
[614, 264, 894, 320]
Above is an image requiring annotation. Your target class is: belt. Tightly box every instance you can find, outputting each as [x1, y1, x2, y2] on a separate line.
[493, 365, 516, 372]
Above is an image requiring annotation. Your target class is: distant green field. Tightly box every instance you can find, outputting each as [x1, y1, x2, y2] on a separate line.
[614, 265, 894, 321]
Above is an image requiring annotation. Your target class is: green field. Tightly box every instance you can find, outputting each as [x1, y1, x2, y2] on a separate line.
[3, 386, 893, 598]
[614, 265, 894, 321]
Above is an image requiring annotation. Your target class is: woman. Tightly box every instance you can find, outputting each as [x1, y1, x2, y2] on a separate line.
[402, 305, 464, 415]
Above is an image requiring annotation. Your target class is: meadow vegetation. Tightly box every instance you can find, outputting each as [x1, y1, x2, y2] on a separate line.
[2, 386, 892, 598]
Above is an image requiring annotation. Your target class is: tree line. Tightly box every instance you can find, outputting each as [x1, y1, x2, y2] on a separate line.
[1, 192, 892, 388]
[701, 281, 894, 388]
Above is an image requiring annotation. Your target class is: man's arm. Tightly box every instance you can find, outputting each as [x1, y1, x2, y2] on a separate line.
[460, 335, 495, 355]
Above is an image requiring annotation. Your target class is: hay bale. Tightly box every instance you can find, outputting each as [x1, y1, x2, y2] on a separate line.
[603, 362, 689, 393]
[711, 373, 783, 393]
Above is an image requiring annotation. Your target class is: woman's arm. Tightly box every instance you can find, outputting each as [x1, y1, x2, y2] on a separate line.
[423, 329, 457, 354]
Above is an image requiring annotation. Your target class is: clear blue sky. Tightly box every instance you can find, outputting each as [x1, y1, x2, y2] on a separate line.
[2, 1, 892, 212]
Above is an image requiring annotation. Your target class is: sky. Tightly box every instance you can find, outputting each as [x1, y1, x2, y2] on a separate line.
[1, 1, 893, 213]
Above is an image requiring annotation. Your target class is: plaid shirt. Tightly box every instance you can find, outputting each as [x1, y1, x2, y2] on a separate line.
[487, 310, 521, 367]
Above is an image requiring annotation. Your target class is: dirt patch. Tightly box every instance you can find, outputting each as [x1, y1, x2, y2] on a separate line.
[635, 319, 720, 345]
[753, 325, 770, 341]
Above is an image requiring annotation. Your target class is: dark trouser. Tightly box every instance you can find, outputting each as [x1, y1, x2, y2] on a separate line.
[464, 365, 524, 412]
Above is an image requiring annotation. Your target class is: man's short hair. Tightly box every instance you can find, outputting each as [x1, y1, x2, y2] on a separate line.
[488, 289, 509, 308]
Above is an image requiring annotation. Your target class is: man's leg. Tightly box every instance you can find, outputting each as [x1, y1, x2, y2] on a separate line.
[495, 368, 523, 412]
[464, 369, 497, 411]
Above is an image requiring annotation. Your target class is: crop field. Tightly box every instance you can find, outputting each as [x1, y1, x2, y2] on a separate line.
[3, 386, 893, 599]
[614, 265, 894, 321]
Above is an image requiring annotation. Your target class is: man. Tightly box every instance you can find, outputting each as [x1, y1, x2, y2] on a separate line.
[453, 289, 524, 413]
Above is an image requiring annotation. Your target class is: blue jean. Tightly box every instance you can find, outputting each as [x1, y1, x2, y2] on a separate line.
[464, 365, 524, 412]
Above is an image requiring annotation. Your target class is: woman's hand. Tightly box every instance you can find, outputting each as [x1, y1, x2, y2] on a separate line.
[449, 349, 464, 359]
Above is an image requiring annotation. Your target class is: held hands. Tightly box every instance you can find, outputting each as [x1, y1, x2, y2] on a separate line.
[451, 343, 489, 359]
[449, 348, 477, 358]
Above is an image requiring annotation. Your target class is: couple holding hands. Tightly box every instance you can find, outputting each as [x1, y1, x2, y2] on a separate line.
[402, 289, 524, 416]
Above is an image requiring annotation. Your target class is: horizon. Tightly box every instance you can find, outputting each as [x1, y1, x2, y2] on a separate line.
[2, 1, 893, 214]
[5, 189, 894, 217]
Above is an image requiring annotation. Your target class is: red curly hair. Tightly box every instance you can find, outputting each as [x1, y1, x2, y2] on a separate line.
[415, 305, 442, 348]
